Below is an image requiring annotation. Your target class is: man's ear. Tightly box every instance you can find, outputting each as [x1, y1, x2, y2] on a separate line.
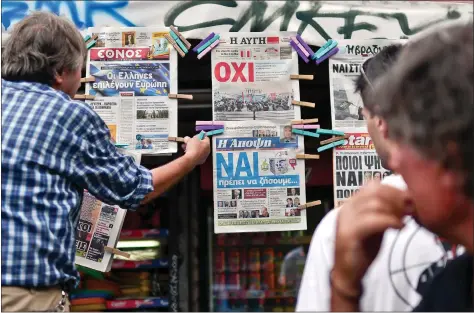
[54, 71, 64, 86]
[376, 117, 389, 139]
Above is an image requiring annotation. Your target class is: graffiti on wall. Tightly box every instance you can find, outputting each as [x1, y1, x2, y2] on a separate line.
[2, 1, 472, 43]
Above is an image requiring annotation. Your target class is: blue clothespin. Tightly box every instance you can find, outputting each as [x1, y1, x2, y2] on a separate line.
[114, 143, 129, 148]
[169, 31, 188, 54]
[312, 40, 338, 60]
[292, 129, 320, 138]
[317, 140, 345, 152]
[83, 35, 91, 42]
[316, 128, 345, 136]
[206, 128, 224, 137]
[198, 131, 207, 140]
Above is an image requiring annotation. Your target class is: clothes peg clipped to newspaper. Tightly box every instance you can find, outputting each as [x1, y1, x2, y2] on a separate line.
[196, 125, 224, 131]
[291, 100, 315, 108]
[316, 47, 339, 65]
[170, 25, 192, 49]
[296, 154, 320, 160]
[114, 143, 129, 148]
[317, 128, 345, 136]
[291, 118, 319, 125]
[84, 34, 98, 50]
[206, 128, 224, 137]
[290, 38, 310, 63]
[169, 29, 189, 54]
[74, 94, 95, 100]
[290, 74, 314, 80]
[317, 139, 345, 153]
[292, 128, 319, 138]
[312, 39, 338, 60]
[168, 93, 193, 100]
[80, 76, 96, 83]
[292, 124, 319, 130]
[198, 131, 207, 140]
[319, 134, 349, 146]
[196, 33, 220, 59]
[196, 121, 224, 126]
[104, 246, 131, 259]
[168, 136, 186, 143]
[164, 34, 186, 58]
[298, 200, 322, 210]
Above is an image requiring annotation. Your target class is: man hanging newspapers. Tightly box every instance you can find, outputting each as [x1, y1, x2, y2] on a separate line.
[296, 43, 464, 311]
[1, 13, 210, 312]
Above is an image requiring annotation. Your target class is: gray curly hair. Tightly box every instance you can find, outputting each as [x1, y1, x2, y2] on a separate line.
[1, 12, 86, 85]
[373, 21, 474, 201]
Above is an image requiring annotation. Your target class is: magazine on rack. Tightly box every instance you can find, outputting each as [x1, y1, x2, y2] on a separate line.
[75, 150, 141, 272]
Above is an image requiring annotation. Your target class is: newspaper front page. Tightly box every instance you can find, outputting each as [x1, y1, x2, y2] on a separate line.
[333, 132, 391, 207]
[75, 150, 141, 272]
[213, 120, 307, 233]
[329, 39, 404, 131]
[211, 32, 301, 121]
[85, 27, 178, 154]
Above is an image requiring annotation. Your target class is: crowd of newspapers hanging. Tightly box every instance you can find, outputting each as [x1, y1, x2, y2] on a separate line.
[75, 27, 400, 270]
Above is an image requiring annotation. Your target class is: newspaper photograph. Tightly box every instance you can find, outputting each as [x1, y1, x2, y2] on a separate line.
[333, 132, 391, 208]
[213, 120, 307, 233]
[329, 39, 404, 131]
[211, 32, 300, 121]
[85, 27, 178, 154]
[75, 149, 141, 272]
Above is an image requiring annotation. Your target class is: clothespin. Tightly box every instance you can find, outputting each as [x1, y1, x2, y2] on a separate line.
[296, 34, 315, 56]
[317, 128, 345, 136]
[104, 246, 131, 258]
[291, 100, 315, 108]
[316, 47, 339, 65]
[319, 134, 349, 145]
[206, 129, 224, 136]
[196, 125, 224, 131]
[84, 34, 98, 50]
[291, 118, 319, 125]
[168, 136, 186, 143]
[290, 39, 309, 63]
[196, 34, 220, 59]
[114, 143, 129, 148]
[292, 124, 319, 130]
[297, 200, 322, 210]
[74, 94, 95, 100]
[290, 74, 314, 80]
[196, 121, 224, 126]
[80, 76, 95, 83]
[197, 39, 220, 60]
[164, 34, 185, 57]
[292, 129, 319, 138]
[169, 25, 192, 49]
[169, 30, 189, 54]
[168, 94, 193, 100]
[198, 131, 207, 140]
[317, 139, 345, 152]
[193, 33, 215, 52]
[312, 39, 338, 60]
[296, 154, 320, 160]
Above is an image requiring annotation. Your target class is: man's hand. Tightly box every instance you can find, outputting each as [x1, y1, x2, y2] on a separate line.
[182, 134, 211, 166]
[332, 182, 412, 300]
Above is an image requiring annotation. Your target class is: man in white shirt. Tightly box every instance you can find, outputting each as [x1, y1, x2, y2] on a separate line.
[296, 44, 464, 311]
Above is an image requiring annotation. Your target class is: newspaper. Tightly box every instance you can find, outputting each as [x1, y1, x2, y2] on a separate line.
[213, 120, 307, 233]
[211, 32, 301, 121]
[333, 132, 391, 207]
[85, 27, 178, 154]
[329, 39, 404, 131]
[75, 150, 141, 272]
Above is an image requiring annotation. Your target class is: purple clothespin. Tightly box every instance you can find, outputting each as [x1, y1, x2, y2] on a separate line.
[296, 34, 314, 56]
[196, 125, 225, 131]
[290, 40, 309, 63]
[316, 47, 339, 65]
[194, 33, 215, 53]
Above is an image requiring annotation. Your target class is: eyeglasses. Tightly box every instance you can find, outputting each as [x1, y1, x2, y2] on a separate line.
[360, 57, 375, 91]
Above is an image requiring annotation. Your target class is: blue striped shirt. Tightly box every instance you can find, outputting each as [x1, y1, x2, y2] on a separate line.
[1, 80, 154, 289]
